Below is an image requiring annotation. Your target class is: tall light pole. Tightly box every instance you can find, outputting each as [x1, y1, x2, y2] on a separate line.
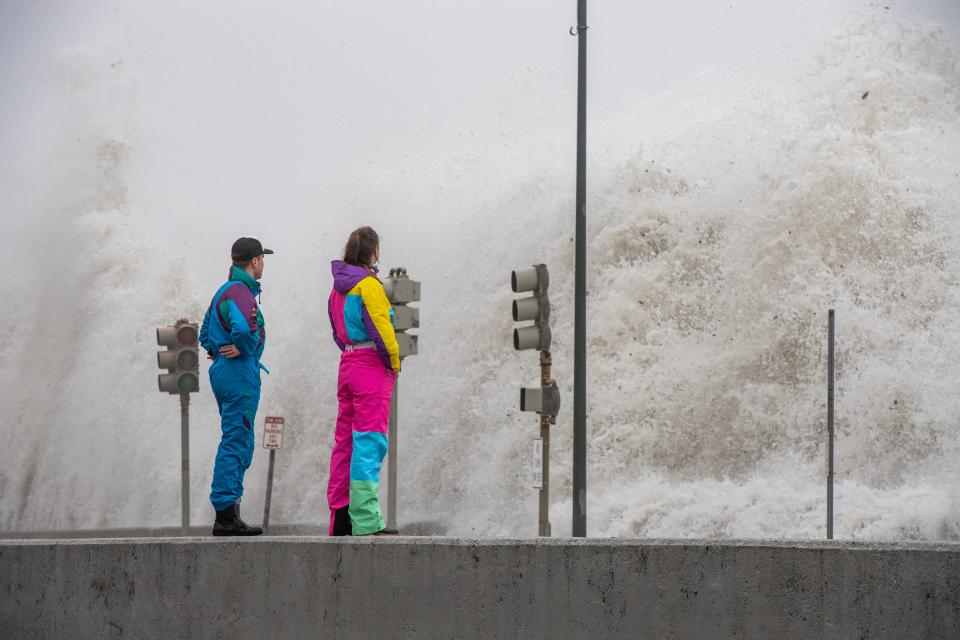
[572, 0, 588, 537]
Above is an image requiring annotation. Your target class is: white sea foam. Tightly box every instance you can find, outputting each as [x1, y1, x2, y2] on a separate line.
[1, 11, 958, 539]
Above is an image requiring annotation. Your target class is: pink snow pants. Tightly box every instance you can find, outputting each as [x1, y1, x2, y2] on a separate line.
[327, 348, 396, 535]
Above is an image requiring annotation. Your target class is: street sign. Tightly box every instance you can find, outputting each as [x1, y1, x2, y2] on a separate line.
[532, 438, 543, 489]
[263, 416, 285, 450]
[262, 416, 285, 533]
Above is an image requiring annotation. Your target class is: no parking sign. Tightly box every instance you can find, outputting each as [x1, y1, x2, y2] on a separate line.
[263, 416, 285, 449]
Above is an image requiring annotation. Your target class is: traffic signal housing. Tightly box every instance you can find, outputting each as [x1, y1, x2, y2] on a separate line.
[520, 385, 561, 418]
[157, 320, 200, 394]
[512, 264, 550, 351]
[384, 268, 420, 359]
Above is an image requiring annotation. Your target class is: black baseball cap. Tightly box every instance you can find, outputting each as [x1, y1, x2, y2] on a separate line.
[231, 237, 274, 262]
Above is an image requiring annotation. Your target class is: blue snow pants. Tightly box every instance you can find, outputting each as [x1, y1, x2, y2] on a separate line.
[208, 357, 261, 511]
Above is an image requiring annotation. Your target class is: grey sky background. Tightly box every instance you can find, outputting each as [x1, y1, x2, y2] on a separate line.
[3, 2, 957, 260]
[2, 0, 958, 375]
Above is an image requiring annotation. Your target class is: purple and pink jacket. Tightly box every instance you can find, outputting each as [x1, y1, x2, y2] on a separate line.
[327, 261, 400, 373]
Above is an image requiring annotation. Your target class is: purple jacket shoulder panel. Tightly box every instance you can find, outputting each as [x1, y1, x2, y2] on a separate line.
[219, 284, 258, 332]
[332, 260, 375, 293]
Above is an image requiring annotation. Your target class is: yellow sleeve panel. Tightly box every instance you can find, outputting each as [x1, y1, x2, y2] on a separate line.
[359, 276, 401, 372]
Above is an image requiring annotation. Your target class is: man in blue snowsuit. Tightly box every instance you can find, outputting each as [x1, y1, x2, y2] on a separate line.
[199, 237, 273, 536]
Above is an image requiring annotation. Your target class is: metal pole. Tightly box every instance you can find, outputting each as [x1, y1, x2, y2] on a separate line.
[827, 309, 835, 540]
[179, 393, 190, 535]
[263, 449, 276, 534]
[539, 351, 553, 537]
[572, 0, 588, 538]
[387, 377, 398, 529]
[539, 416, 551, 536]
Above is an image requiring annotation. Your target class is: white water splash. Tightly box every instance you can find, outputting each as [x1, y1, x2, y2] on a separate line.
[1, 7, 959, 541]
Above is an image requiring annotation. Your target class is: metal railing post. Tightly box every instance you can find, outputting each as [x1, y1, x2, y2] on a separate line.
[827, 309, 835, 540]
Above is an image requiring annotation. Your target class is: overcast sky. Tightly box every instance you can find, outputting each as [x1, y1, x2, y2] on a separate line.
[1, 0, 957, 259]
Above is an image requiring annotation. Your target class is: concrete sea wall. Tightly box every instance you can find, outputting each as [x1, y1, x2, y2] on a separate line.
[1, 537, 957, 639]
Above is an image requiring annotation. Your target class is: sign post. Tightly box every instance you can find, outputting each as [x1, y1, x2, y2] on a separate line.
[262, 416, 285, 534]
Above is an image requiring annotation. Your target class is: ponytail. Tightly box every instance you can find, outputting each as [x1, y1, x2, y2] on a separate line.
[343, 226, 380, 266]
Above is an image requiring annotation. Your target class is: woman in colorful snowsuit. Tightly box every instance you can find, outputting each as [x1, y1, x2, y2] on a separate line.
[326, 227, 401, 536]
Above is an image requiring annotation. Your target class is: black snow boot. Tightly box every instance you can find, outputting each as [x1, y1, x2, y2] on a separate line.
[373, 527, 400, 536]
[332, 506, 353, 536]
[212, 503, 263, 537]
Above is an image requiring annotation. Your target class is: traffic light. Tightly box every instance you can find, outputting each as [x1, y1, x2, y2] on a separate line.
[511, 264, 550, 351]
[520, 385, 561, 417]
[384, 268, 420, 359]
[157, 319, 200, 394]
[383, 268, 421, 530]
[511, 264, 558, 537]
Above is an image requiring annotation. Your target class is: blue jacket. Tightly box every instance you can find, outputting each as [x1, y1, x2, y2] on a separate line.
[200, 266, 267, 371]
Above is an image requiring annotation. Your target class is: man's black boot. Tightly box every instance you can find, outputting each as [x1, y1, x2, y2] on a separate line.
[332, 506, 352, 536]
[212, 504, 263, 536]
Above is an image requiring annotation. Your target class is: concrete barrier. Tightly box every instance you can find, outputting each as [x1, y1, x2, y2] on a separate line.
[0, 524, 326, 539]
[0, 519, 445, 540]
[2, 537, 958, 639]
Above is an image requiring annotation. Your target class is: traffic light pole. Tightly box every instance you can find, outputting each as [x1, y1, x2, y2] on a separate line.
[180, 393, 190, 535]
[383, 268, 420, 532]
[538, 351, 553, 537]
[157, 319, 199, 535]
[512, 265, 558, 537]
[572, 0, 589, 538]
[387, 378, 398, 530]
